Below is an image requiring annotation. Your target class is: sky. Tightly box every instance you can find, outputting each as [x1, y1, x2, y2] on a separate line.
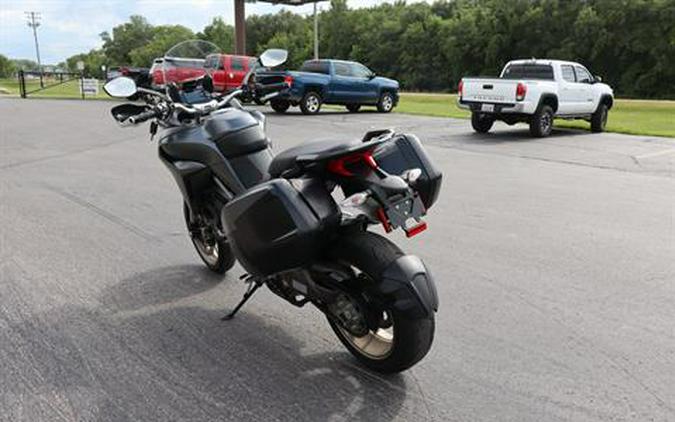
[0, 0, 430, 64]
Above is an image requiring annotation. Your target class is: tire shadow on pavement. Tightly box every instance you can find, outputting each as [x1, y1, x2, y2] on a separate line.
[98, 264, 227, 312]
[2, 287, 409, 421]
[461, 128, 589, 145]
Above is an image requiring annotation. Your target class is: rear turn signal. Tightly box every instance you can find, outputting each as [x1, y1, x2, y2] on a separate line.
[516, 82, 527, 101]
[458, 80, 464, 98]
[284, 75, 294, 87]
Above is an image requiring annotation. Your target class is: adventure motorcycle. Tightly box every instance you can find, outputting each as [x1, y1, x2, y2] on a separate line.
[103, 41, 442, 373]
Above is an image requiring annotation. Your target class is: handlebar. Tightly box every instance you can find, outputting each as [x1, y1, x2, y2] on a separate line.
[123, 85, 257, 126]
[128, 107, 161, 124]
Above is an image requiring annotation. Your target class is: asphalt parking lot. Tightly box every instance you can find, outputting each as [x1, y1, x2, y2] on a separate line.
[1, 98, 674, 422]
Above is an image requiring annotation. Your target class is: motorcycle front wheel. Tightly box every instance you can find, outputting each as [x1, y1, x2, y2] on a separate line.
[183, 203, 235, 274]
[327, 232, 435, 373]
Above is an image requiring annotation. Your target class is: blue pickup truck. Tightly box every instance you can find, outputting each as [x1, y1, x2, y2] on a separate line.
[260, 59, 400, 115]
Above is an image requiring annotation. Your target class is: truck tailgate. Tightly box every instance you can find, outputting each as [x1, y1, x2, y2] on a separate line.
[462, 78, 517, 104]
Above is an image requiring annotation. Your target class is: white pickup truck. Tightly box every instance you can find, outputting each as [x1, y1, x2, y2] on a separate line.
[458, 59, 614, 137]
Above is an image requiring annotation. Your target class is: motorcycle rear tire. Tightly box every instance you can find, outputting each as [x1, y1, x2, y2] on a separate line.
[327, 231, 435, 373]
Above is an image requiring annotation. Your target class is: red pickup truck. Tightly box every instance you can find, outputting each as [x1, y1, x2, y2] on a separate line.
[151, 57, 206, 88]
[204, 54, 257, 92]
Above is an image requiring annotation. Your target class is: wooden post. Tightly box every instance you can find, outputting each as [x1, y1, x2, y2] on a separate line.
[234, 0, 246, 55]
[19, 70, 26, 98]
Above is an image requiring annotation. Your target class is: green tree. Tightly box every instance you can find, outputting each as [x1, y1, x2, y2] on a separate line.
[320, 0, 354, 59]
[247, 10, 311, 60]
[198, 17, 235, 53]
[129, 25, 194, 67]
[49, 0, 675, 98]
[100, 15, 154, 65]
[0, 54, 16, 77]
[65, 49, 107, 78]
[11, 59, 39, 72]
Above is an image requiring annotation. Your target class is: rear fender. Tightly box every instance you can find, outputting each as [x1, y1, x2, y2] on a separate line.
[303, 83, 327, 98]
[371, 255, 439, 319]
[537, 94, 559, 113]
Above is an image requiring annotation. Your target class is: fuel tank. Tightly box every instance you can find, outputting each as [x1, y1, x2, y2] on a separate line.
[160, 108, 269, 161]
[158, 108, 272, 193]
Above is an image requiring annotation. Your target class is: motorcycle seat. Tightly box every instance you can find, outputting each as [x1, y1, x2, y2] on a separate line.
[268, 138, 360, 177]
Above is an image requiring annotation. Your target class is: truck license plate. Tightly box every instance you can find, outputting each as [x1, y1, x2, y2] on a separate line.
[481, 104, 494, 112]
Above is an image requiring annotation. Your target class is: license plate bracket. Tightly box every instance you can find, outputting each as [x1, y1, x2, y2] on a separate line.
[380, 195, 427, 236]
[481, 103, 495, 112]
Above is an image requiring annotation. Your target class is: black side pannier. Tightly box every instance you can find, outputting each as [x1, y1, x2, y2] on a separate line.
[222, 178, 339, 276]
[374, 134, 442, 209]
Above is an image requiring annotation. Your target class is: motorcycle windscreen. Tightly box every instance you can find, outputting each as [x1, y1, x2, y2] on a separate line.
[161, 40, 219, 100]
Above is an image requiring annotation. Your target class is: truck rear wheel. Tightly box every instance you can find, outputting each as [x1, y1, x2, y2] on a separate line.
[529, 105, 554, 137]
[270, 99, 290, 113]
[471, 112, 494, 133]
[590, 103, 608, 133]
[300, 91, 322, 115]
[377, 92, 395, 113]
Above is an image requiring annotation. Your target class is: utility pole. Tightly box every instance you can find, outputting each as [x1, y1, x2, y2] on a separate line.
[25, 11, 43, 88]
[234, 0, 246, 55]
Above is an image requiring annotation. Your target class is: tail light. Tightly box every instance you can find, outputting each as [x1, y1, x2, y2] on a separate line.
[458, 80, 464, 98]
[327, 150, 377, 177]
[284, 75, 293, 87]
[516, 82, 527, 101]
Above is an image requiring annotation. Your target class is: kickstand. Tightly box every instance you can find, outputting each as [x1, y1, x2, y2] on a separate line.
[222, 278, 263, 321]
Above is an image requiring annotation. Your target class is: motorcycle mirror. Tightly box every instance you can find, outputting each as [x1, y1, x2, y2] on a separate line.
[259, 49, 288, 68]
[103, 76, 138, 98]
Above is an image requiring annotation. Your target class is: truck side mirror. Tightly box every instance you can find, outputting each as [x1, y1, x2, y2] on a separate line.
[594, 75, 603, 83]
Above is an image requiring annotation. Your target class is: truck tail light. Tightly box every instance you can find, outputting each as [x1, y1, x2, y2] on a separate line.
[284, 75, 293, 87]
[458, 80, 464, 98]
[516, 82, 527, 101]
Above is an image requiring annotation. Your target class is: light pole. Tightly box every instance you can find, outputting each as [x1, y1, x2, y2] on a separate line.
[25, 11, 43, 88]
[313, 2, 319, 59]
[239, 1, 327, 59]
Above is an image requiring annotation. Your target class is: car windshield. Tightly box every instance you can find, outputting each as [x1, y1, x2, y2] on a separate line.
[502, 64, 554, 80]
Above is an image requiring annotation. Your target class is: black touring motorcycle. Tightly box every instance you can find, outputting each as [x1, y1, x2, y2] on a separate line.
[104, 41, 442, 373]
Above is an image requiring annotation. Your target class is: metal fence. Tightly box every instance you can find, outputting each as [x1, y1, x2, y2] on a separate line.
[18, 70, 97, 99]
